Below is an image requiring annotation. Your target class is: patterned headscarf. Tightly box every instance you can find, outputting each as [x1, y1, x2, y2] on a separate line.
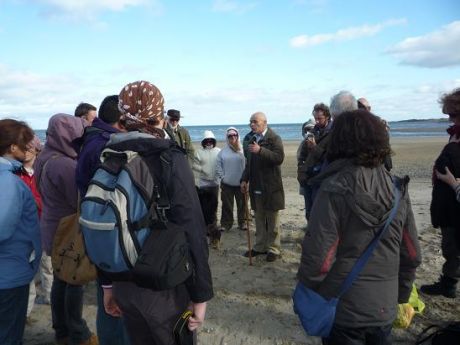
[118, 81, 165, 138]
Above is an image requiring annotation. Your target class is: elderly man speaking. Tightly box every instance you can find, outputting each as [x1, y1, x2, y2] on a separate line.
[241, 112, 285, 262]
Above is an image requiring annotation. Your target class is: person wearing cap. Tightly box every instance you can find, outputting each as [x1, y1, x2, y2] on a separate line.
[192, 130, 222, 248]
[166, 109, 195, 165]
[216, 127, 246, 232]
[240, 112, 285, 262]
[423, 87, 460, 298]
[297, 103, 332, 222]
[100, 81, 213, 345]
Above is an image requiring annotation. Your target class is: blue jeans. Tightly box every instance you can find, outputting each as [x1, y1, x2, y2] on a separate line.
[322, 323, 392, 345]
[0, 284, 29, 345]
[96, 283, 131, 345]
[51, 276, 92, 343]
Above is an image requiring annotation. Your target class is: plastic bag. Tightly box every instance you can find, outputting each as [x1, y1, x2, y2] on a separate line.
[393, 284, 425, 329]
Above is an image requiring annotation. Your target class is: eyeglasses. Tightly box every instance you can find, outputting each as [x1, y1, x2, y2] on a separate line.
[169, 118, 179, 122]
[227, 134, 238, 138]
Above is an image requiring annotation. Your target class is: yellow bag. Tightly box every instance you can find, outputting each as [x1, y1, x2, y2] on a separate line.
[51, 212, 97, 285]
[393, 284, 425, 329]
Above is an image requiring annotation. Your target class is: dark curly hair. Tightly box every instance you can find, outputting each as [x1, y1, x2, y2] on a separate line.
[312, 103, 331, 119]
[326, 110, 392, 168]
[440, 88, 460, 117]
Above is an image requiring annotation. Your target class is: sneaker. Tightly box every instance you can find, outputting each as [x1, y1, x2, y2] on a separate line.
[79, 334, 99, 345]
[266, 252, 279, 262]
[420, 276, 457, 298]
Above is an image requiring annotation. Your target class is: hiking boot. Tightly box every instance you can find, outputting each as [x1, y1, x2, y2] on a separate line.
[243, 249, 267, 257]
[79, 334, 99, 345]
[266, 252, 280, 262]
[420, 275, 457, 298]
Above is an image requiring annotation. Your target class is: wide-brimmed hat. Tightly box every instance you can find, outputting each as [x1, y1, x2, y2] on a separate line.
[167, 109, 181, 120]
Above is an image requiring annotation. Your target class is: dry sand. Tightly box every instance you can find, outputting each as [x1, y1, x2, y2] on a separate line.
[24, 137, 460, 345]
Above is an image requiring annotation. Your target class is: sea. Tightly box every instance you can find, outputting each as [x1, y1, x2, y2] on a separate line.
[34, 119, 450, 143]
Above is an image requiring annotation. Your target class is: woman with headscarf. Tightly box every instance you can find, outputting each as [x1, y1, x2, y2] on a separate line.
[0, 119, 42, 345]
[100, 81, 213, 345]
[216, 127, 246, 231]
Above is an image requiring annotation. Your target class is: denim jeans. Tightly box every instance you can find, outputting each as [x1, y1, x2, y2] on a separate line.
[51, 276, 92, 344]
[322, 323, 393, 345]
[0, 284, 29, 345]
[96, 283, 131, 345]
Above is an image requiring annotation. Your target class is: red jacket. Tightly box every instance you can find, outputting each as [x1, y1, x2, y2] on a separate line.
[16, 168, 42, 218]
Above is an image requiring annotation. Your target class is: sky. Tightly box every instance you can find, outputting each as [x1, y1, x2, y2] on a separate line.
[0, 0, 459, 129]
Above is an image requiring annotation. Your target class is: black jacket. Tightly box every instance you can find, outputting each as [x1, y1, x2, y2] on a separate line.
[431, 142, 460, 228]
[101, 134, 213, 303]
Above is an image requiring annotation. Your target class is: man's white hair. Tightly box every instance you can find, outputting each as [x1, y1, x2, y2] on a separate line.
[330, 90, 358, 118]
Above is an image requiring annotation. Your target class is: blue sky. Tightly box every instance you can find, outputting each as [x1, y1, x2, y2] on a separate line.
[0, 0, 459, 129]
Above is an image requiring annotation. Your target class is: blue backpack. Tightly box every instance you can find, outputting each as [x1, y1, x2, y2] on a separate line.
[79, 145, 193, 289]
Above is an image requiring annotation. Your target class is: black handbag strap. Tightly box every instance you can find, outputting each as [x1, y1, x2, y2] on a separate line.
[337, 178, 402, 298]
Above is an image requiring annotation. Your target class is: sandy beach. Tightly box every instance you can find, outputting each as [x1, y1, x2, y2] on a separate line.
[24, 136, 460, 345]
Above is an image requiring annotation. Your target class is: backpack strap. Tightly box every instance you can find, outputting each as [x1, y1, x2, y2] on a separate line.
[337, 177, 402, 298]
[133, 147, 173, 230]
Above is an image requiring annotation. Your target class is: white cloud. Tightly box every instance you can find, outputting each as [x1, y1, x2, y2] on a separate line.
[212, 0, 257, 14]
[33, 0, 162, 20]
[290, 18, 407, 48]
[0, 64, 109, 128]
[387, 21, 460, 68]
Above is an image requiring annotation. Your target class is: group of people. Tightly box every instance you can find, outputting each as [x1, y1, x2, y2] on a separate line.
[0, 83, 459, 345]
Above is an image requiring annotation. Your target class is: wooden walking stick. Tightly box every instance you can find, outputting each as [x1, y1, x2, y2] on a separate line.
[243, 191, 253, 266]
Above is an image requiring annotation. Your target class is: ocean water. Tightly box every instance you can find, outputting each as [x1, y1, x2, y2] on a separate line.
[34, 120, 449, 143]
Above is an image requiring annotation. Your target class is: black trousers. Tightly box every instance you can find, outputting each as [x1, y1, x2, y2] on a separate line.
[196, 186, 219, 226]
[220, 183, 244, 230]
[322, 324, 392, 345]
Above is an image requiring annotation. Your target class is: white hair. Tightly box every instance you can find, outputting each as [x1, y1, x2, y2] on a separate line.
[330, 90, 358, 118]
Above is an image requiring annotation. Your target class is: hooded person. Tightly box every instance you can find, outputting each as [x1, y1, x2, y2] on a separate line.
[99, 80, 213, 345]
[192, 130, 222, 248]
[33, 114, 97, 345]
[216, 127, 246, 231]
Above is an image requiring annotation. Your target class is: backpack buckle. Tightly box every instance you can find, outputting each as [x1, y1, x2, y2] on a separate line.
[156, 204, 170, 223]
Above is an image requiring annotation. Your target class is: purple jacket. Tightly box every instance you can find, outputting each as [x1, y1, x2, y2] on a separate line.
[76, 118, 120, 195]
[34, 114, 88, 254]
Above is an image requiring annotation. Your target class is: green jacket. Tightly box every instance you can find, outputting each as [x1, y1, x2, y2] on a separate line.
[241, 127, 285, 211]
[169, 125, 195, 164]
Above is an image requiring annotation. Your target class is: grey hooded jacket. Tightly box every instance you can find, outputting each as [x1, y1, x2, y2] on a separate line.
[297, 159, 421, 327]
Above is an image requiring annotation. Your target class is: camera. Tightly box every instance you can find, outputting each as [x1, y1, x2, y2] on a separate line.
[303, 131, 315, 140]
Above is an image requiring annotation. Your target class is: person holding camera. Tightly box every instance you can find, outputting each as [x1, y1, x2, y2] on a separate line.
[297, 103, 332, 221]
